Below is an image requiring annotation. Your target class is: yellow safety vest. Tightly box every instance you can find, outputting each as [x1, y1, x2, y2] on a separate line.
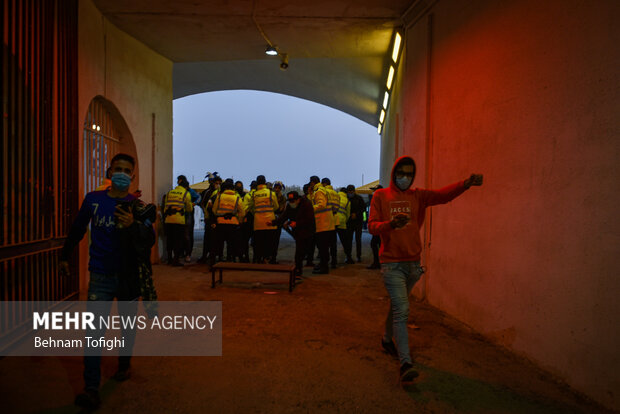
[242, 190, 254, 215]
[325, 185, 340, 227]
[337, 192, 350, 229]
[163, 186, 192, 225]
[213, 190, 244, 225]
[312, 183, 335, 233]
[250, 185, 278, 230]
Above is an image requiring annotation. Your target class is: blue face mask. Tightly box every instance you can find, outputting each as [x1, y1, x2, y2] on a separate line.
[395, 176, 412, 191]
[111, 172, 131, 191]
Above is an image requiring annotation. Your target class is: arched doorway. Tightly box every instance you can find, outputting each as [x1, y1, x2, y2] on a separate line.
[83, 97, 139, 194]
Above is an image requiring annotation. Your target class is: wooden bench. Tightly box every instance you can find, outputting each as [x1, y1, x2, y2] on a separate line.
[210, 262, 297, 292]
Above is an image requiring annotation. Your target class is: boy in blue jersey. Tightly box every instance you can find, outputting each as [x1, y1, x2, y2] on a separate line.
[60, 153, 154, 409]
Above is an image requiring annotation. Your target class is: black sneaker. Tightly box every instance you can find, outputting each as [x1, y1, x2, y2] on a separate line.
[399, 362, 419, 382]
[75, 390, 101, 409]
[381, 339, 398, 359]
[345, 257, 355, 264]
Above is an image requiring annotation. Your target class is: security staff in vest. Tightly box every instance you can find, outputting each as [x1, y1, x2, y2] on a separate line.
[178, 175, 201, 263]
[240, 180, 257, 263]
[211, 179, 245, 263]
[162, 180, 193, 266]
[321, 178, 340, 268]
[303, 183, 317, 267]
[309, 176, 335, 274]
[197, 173, 221, 263]
[246, 175, 279, 263]
[337, 187, 354, 264]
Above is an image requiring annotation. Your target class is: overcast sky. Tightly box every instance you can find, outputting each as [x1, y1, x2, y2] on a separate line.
[172, 90, 379, 191]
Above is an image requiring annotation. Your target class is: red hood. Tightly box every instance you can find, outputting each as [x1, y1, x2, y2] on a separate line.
[389, 155, 417, 192]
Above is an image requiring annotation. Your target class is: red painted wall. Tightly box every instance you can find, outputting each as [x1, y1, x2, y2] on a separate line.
[382, 0, 620, 409]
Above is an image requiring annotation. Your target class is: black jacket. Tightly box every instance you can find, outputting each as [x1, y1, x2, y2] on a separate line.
[119, 217, 155, 300]
[348, 194, 366, 223]
[273, 198, 315, 240]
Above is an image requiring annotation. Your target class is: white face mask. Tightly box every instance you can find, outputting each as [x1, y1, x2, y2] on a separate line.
[395, 176, 412, 190]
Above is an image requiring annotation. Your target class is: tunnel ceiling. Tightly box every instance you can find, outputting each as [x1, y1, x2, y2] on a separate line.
[92, 0, 416, 126]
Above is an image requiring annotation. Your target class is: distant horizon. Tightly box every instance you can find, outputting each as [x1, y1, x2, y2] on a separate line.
[173, 90, 380, 191]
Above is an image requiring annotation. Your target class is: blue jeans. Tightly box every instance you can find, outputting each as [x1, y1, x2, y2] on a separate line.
[84, 272, 138, 391]
[382, 261, 424, 365]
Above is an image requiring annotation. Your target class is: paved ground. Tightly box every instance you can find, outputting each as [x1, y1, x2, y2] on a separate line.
[0, 232, 613, 413]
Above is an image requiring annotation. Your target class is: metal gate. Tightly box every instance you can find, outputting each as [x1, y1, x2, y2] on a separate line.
[83, 98, 121, 193]
[1, 0, 79, 331]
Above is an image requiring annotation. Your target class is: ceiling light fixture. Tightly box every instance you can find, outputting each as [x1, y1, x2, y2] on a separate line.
[265, 45, 278, 56]
[279, 53, 289, 70]
[383, 92, 389, 109]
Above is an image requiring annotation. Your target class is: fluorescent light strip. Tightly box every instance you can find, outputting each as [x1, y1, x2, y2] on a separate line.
[386, 66, 394, 90]
[392, 33, 402, 63]
[377, 123, 382, 134]
[379, 109, 385, 124]
[383, 92, 389, 109]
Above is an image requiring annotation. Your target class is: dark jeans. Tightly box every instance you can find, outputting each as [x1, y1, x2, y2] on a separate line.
[329, 230, 337, 265]
[239, 222, 252, 262]
[84, 273, 138, 391]
[294, 236, 311, 275]
[305, 235, 316, 264]
[349, 220, 363, 259]
[165, 223, 185, 263]
[315, 231, 331, 272]
[213, 223, 240, 262]
[254, 229, 277, 263]
[337, 228, 352, 259]
[273, 226, 283, 260]
[370, 235, 381, 265]
[184, 213, 195, 257]
[201, 224, 214, 260]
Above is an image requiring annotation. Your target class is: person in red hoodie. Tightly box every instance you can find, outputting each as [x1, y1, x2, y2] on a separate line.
[369, 155, 483, 382]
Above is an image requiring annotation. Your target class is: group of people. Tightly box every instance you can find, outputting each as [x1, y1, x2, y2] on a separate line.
[59, 151, 483, 408]
[161, 173, 371, 278]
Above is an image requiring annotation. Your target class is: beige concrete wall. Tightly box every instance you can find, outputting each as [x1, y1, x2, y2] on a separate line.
[77, 0, 173, 282]
[382, 0, 620, 409]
